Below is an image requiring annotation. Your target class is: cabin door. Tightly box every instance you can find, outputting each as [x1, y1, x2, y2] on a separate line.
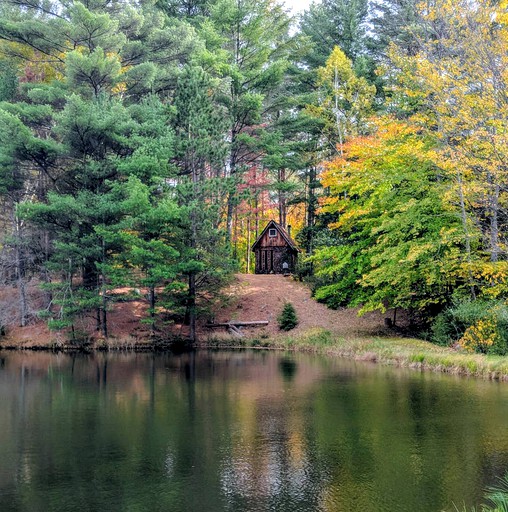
[263, 250, 274, 273]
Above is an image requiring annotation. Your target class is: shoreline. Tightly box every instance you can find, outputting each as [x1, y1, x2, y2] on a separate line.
[204, 329, 508, 381]
[2, 328, 508, 381]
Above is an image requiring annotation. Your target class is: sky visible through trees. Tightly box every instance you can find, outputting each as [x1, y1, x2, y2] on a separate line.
[286, 0, 313, 13]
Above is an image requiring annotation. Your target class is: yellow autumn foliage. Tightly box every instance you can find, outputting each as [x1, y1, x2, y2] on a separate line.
[459, 318, 502, 354]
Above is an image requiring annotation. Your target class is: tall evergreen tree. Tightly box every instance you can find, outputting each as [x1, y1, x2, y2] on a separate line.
[0, 0, 196, 338]
[173, 65, 233, 341]
[156, 0, 211, 20]
[300, 0, 369, 67]
[369, 0, 421, 58]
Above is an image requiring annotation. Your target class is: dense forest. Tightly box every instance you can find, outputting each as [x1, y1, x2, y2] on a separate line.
[0, 0, 508, 353]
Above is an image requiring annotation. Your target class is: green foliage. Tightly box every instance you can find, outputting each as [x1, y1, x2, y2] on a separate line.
[157, 0, 211, 19]
[0, 0, 193, 336]
[430, 312, 456, 347]
[312, 120, 463, 317]
[40, 283, 101, 339]
[311, 243, 369, 309]
[0, 60, 18, 101]
[456, 472, 508, 511]
[369, 0, 420, 58]
[65, 49, 122, 95]
[171, 64, 234, 337]
[482, 473, 508, 512]
[431, 300, 508, 355]
[293, 259, 314, 283]
[277, 302, 298, 331]
[202, 0, 295, 239]
[300, 0, 369, 66]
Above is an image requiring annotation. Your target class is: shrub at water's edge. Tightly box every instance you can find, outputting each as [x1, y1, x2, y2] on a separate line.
[431, 300, 508, 356]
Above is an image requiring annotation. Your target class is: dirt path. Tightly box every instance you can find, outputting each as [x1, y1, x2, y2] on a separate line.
[201, 274, 404, 339]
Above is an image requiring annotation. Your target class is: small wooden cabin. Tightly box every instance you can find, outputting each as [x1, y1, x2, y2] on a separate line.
[251, 221, 299, 274]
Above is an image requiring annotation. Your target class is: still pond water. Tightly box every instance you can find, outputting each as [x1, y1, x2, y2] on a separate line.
[0, 350, 508, 512]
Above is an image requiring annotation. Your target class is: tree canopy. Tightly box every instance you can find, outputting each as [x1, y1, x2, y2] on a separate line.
[1, 0, 508, 352]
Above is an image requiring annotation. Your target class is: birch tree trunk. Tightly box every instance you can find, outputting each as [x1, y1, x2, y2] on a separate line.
[488, 177, 500, 263]
[457, 172, 476, 300]
[12, 208, 27, 327]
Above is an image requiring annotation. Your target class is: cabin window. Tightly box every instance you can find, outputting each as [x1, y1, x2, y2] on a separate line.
[268, 228, 277, 237]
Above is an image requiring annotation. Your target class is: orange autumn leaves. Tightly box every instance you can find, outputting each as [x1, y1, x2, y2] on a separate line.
[320, 120, 416, 229]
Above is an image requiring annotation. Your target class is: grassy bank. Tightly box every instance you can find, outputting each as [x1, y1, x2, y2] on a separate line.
[3, 326, 508, 381]
[204, 328, 508, 381]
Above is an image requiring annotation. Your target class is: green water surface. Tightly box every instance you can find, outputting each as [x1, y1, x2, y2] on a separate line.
[0, 350, 507, 512]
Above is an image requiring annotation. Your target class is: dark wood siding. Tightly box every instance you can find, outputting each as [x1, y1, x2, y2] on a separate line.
[256, 229, 287, 249]
[253, 226, 298, 274]
[253, 221, 298, 274]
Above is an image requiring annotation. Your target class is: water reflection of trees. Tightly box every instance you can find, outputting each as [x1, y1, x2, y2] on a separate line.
[0, 351, 508, 511]
[220, 395, 329, 510]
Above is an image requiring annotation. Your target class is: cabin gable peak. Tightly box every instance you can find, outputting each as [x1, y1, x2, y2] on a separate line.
[251, 220, 298, 252]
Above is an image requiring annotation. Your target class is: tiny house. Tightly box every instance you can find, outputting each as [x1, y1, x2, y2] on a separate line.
[251, 220, 299, 274]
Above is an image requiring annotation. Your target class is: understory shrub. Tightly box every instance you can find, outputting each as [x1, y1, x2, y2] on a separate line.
[431, 300, 508, 355]
[278, 302, 298, 331]
[294, 259, 314, 283]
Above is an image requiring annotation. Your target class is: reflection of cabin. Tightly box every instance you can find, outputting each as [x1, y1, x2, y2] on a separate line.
[251, 221, 300, 274]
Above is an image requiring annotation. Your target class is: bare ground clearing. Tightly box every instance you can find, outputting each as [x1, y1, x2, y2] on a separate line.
[200, 274, 407, 340]
[0, 274, 406, 348]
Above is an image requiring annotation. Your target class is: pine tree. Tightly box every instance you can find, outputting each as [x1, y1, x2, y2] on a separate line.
[205, 0, 295, 242]
[173, 65, 233, 341]
[0, 0, 195, 338]
[369, 0, 421, 58]
[278, 302, 298, 331]
[300, 0, 370, 67]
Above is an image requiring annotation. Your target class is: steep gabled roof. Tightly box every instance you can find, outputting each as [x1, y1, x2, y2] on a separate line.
[251, 220, 300, 252]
